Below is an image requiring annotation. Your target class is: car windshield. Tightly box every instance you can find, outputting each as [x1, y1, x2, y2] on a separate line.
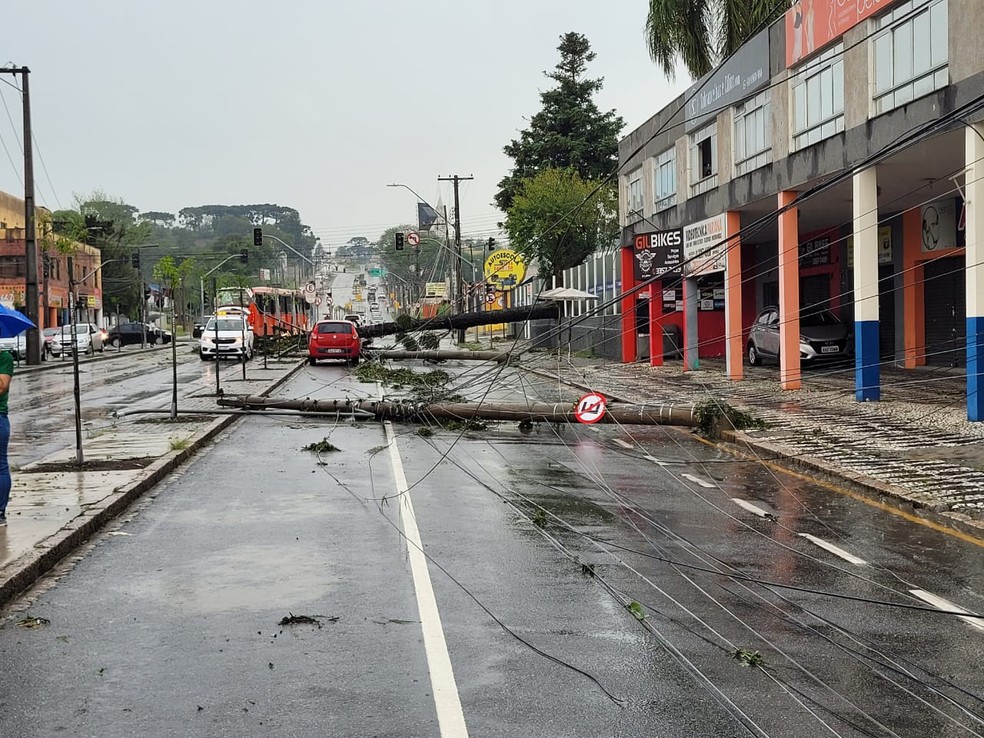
[800, 310, 842, 327]
[317, 322, 351, 334]
[58, 325, 89, 336]
[206, 319, 246, 332]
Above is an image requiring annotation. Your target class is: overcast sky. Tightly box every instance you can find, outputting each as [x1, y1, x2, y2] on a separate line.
[1, 1, 688, 248]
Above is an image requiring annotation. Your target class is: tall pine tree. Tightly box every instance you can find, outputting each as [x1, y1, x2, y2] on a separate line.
[494, 33, 623, 213]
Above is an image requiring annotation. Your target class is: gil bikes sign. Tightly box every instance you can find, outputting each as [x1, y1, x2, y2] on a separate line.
[632, 229, 683, 282]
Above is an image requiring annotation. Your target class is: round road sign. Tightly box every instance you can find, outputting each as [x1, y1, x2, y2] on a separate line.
[325, 296, 334, 306]
[406, 232, 420, 247]
[315, 297, 322, 307]
[486, 293, 496, 303]
[574, 392, 607, 424]
[304, 282, 316, 294]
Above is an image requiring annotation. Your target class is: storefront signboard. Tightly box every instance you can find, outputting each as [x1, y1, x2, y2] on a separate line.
[920, 198, 960, 252]
[786, 0, 899, 67]
[685, 28, 770, 132]
[632, 230, 683, 282]
[683, 213, 729, 276]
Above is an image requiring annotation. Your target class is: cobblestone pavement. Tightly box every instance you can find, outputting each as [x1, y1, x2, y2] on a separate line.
[524, 351, 984, 526]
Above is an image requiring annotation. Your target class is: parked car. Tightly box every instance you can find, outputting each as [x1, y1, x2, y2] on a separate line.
[193, 315, 214, 339]
[747, 306, 852, 366]
[343, 314, 361, 325]
[42, 327, 60, 356]
[106, 322, 168, 348]
[49, 323, 105, 357]
[199, 316, 254, 360]
[0, 333, 27, 359]
[308, 320, 361, 366]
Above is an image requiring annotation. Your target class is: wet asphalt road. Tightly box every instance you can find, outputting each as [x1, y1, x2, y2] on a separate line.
[0, 353, 983, 737]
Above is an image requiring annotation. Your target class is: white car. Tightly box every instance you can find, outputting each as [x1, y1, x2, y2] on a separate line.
[199, 316, 254, 360]
[0, 333, 27, 359]
[49, 323, 105, 357]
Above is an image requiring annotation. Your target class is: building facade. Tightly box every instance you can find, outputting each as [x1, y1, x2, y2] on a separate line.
[617, 0, 984, 419]
[0, 191, 103, 328]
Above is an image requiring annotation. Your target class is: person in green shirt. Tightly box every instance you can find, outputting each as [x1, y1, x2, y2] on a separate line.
[0, 349, 12, 526]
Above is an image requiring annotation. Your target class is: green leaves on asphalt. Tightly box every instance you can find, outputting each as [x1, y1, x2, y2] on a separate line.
[302, 438, 340, 453]
[17, 615, 50, 629]
[693, 399, 766, 438]
[732, 648, 765, 668]
[626, 601, 647, 621]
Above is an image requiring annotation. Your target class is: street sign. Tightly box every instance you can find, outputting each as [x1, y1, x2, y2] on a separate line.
[325, 296, 334, 306]
[369, 267, 382, 277]
[486, 293, 496, 303]
[304, 292, 316, 304]
[407, 232, 420, 247]
[315, 297, 322, 307]
[574, 392, 607, 424]
[304, 282, 316, 294]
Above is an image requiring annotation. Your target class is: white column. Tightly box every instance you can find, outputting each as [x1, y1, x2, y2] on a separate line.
[852, 166, 880, 401]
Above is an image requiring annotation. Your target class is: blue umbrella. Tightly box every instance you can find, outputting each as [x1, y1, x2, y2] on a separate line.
[0, 303, 36, 338]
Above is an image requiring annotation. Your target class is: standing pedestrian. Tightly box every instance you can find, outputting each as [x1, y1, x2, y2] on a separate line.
[0, 348, 12, 526]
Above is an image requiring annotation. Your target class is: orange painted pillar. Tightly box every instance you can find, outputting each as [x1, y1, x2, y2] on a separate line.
[620, 247, 637, 363]
[649, 281, 662, 366]
[777, 192, 801, 390]
[725, 211, 743, 380]
[902, 208, 925, 368]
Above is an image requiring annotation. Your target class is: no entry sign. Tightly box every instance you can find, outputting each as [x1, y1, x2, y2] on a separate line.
[574, 392, 607, 424]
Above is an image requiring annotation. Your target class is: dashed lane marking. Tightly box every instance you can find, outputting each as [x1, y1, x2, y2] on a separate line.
[909, 589, 984, 632]
[613, 438, 633, 449]
[681, 473, 716, 489]
[731, 498, 772, 518]
[797, 533, 868, 565]
[384, 422, 470, 737]
[643, 455, 669, 466]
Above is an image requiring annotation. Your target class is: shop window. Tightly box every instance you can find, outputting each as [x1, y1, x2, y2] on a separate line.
[627, 168, 643, 217]
[0, 255, 26, 279]
[689, 123, 718, 196]
[790, 44, 844, 151]
[653, 148, 676, 211]
[872, 0, 948, 116]
[734, 89, 772, 176]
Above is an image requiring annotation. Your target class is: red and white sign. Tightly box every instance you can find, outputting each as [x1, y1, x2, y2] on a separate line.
[406, 232, 420, 247]
[574, 392, 607, 424]
[314, 297, 322, 307]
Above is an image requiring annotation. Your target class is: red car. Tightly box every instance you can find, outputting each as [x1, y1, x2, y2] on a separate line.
[308, 320, 361, 366]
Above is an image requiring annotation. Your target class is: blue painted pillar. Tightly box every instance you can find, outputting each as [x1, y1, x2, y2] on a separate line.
[852, 167, 880, 401]
[683, 276, 699, 371]
[966, 124, 984, 420]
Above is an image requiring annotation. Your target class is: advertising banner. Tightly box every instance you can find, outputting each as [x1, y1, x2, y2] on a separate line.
[686, 28, 770, 132]
[683, 214, 729, 276]
[920, 197, 961, 252]
[484, 249, 527, 288]
[632, 230, 683, 282]
[786, 0, 899, 67]
[425, 282, 447, 298]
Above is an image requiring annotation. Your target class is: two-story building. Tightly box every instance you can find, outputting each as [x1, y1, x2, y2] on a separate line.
[616, 0, 984, 419]
[0, 191, 102, 328]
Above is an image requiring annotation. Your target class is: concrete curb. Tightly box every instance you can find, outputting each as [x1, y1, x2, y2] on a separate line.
[0, 359, 304, 609]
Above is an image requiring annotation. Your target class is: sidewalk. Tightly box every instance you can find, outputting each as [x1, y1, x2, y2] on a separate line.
[526, 350, 984, 538]
[0, 355, 304, 607]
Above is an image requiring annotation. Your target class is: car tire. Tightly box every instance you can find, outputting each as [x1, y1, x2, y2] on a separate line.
[111, 337, 121, 348]
[308, 357, 317, 366]
[350, 355, 360, 367]
[748, 342, 762, 366]
[200, 350, 209, 361]
[86, 343, 95, 356]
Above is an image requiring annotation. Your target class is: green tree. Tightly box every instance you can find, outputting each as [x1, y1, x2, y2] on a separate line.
[376, 225, 445, 294]
[504, 168, 617, 282]
[645, 0, 782, 79]
[495, 32, 623, 213]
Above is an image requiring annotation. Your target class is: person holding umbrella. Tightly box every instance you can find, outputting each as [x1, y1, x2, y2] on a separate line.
[0, 303, 35, 527]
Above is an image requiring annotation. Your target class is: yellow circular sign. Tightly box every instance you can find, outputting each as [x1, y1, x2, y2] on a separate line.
[483, 249, 526, 288]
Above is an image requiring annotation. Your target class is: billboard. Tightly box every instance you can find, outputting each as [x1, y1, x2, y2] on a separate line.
[786, 0, 899, 67]
[484, 249, 526, 288]
[683, 214, 729, 276]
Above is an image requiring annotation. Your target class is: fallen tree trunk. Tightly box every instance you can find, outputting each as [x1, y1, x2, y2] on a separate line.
[359, 302, 559, 338]
[368, 349, 514, 363]
[217, 395, 696, 427]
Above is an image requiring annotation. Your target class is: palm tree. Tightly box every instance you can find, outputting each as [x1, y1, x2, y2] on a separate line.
[646, 0, 784, 79]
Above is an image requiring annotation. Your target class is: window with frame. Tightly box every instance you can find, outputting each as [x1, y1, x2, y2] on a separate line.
[872, 0, 948, 116]
[689, 123, 718, 195]
[790, 44, 845, 151]
[652, 148, 676, 211]
[627, 168, 643, 216]
[734, 89, 772, 175]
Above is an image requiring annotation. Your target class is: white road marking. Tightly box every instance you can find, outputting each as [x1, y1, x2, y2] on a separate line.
[613, 438, 634, 449]
[909, 589, 984, 632]
[797, 533, 868, 565]
[643, 455, 669, 466]
[731, 498, 772, 518]
[681, 473, 716, 488]
[384, 422, 470, 737]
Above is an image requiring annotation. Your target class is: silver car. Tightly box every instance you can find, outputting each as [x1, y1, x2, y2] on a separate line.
[49, 323, 105, 357]
[747, 306, 851, 365]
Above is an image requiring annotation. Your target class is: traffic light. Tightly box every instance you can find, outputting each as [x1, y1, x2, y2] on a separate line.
[487, 237, 495, 251]
[131, 252, 140, 269]
[240, 249, 249, 264]
[395, 232, 404, 250]
[253, 228, 263, 246]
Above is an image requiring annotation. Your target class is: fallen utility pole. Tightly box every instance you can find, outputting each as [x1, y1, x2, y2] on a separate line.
[217, 396, 697, 427]
[360, 302, 558, 339]
[369, 349, 515, 363]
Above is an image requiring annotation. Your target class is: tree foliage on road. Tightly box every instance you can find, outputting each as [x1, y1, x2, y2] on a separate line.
[504, 167, 617, 281]
[494, 32, 623, 214]
[645, 0, 783, 79]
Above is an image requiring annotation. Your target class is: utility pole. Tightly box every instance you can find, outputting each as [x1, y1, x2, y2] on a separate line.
[0, 67, 41, 364]
[437, 174, 472, 344]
